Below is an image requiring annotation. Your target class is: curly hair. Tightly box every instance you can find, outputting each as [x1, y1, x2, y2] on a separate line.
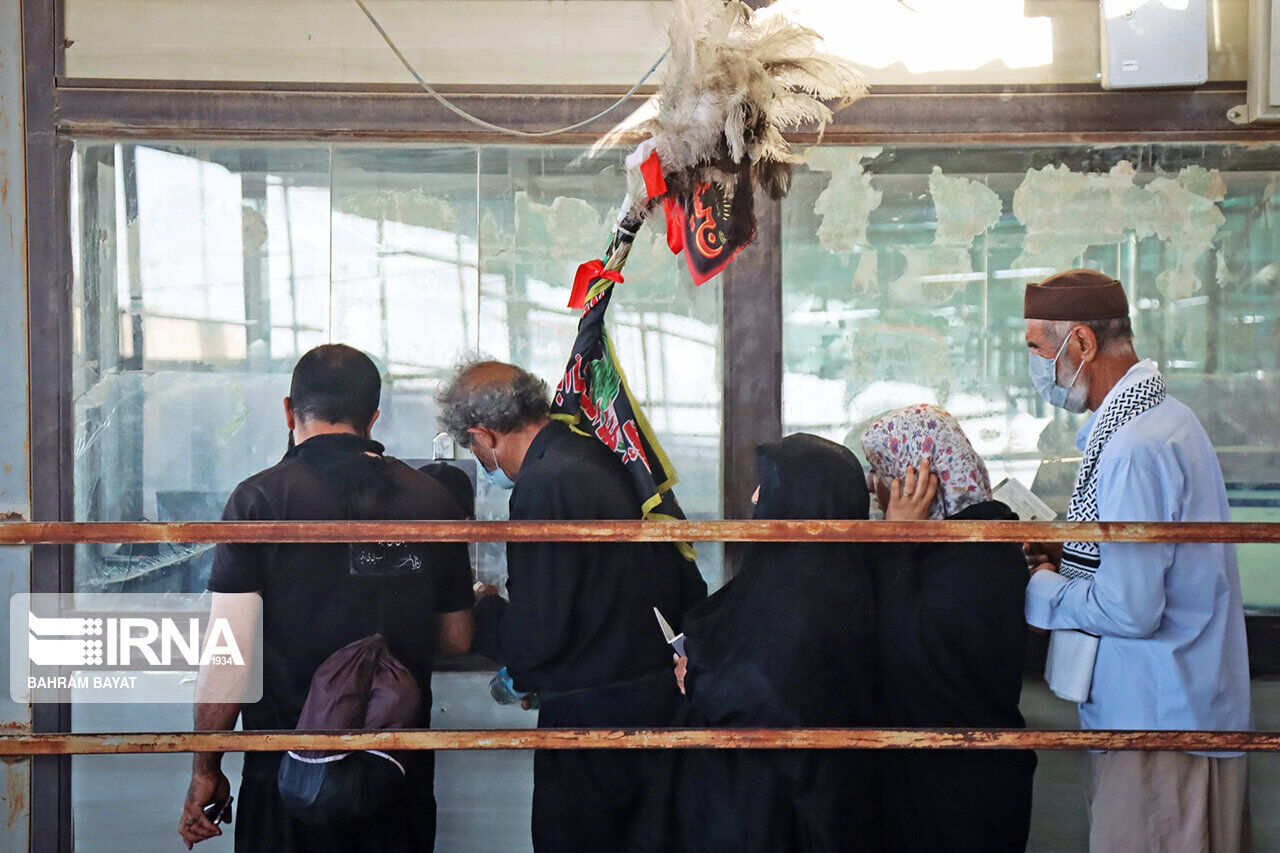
[436, 359, 551, 447]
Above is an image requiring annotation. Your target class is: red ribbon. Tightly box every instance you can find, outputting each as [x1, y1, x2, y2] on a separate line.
[640, 150, 667, 199]
[663, 197, 685, 256]
[637, 150, 682, 255]
[568, 260, 624, 310]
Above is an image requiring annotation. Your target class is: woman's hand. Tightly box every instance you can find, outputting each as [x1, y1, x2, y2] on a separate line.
[884, 457, 939, 521]
[674, 654, 688, 695]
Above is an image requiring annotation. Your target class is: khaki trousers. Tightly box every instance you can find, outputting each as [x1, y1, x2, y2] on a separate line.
[1085, 751, 1252, 853]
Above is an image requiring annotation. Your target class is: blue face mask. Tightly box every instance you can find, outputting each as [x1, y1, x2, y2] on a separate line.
[480, 447, 515, 490]
[1029, 332, 1087, 414]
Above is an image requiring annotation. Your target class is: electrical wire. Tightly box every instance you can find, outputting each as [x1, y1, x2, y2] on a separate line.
[353, 0, 667, 138]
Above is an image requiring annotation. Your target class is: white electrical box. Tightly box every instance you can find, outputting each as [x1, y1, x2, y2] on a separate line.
[1100, 0, 1208, 89]
[1246, 0, 1280, 121]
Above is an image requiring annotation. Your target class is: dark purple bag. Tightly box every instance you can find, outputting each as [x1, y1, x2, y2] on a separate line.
[276, 634, 421, 825]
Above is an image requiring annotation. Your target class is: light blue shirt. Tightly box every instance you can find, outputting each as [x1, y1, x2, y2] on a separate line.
[1025, 361, 1252, 739]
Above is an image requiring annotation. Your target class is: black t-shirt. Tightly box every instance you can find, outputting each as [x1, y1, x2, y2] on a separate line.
[208, 434, 473, 737]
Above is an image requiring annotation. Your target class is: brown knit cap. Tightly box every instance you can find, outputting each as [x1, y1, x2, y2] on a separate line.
[1023, 268, 1129, 321]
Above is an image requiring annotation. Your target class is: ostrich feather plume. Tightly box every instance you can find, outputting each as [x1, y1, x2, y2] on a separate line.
[631, 0, 866, 208]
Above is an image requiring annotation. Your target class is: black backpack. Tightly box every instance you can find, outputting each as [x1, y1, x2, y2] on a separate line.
[276, 634, 421, 825]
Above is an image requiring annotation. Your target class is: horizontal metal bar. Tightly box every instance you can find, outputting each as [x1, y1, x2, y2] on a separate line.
[53, 86, 1280, 144]
[0, 728, 1275, 755]
[3, 520, 1280, 545]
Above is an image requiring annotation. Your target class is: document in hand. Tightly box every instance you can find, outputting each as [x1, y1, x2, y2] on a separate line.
[992, 477, 1057, 522]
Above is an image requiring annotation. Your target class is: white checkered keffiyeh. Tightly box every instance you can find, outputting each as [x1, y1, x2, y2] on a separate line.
[1059, 373, 1168, 580]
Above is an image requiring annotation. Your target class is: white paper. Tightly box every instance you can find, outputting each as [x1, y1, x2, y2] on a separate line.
[1044, 628, 1099, 704]
[992, 477, 1057, 522]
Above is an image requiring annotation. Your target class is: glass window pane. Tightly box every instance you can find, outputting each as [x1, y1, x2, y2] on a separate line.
[69, 138, 726, 851]
[72, 143, 332, 592]
[782, 143, 1280, 610]
[472, 145, 724, 587]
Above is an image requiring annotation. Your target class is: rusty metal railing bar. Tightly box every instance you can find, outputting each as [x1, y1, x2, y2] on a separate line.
[3, 520, 1280, 545]
[0, 728, 1274, 755]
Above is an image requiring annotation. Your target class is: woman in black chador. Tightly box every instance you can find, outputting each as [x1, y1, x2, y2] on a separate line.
[860, 404, 1036, 853]
[673, 433, 877, 853]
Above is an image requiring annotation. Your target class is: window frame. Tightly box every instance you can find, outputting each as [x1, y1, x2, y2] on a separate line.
[21, 1, 1280, 851]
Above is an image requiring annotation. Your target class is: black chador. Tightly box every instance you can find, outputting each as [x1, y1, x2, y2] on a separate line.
[870, 500, 1037, 853]
[677, 434, 878, 853]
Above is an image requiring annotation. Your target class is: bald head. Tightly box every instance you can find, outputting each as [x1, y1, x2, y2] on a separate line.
[436, 359, 551, 448]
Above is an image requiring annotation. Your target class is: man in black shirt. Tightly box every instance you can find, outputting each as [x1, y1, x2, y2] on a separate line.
[437, 360, 707, 852]
[179, 344, 474, 851]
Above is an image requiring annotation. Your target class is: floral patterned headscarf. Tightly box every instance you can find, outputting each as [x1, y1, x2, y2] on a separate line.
[859, 404, 992, 520]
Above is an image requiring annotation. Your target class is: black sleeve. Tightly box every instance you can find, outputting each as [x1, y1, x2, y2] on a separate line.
[481, 474, 584, 682]
[676, 552, 709, 625]
[207, 486, 266, 593]
[878, 542, 1023, 628]
[473, 594, 509, 662]
[874, 541, 1026, 677]
[433, 542, 474, 613]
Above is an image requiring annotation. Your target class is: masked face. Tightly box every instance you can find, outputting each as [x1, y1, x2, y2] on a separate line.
[1029, 329, 1088, 414]
[865, 471, 887, 521]
[479, 445, 515, 490]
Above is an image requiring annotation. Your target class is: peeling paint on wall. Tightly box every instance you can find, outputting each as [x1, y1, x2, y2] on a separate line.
[515, 192, 602, 264]
[1012, 160, 1226, 299]
[1145, 166, 1227, 300]
[928, 167, 1003, 248]
[337, 188, 461, 233]
[808, 147, 883, 255]
[886, 168, 1003, 306]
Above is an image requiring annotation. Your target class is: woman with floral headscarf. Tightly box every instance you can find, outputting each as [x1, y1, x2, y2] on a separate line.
[860, 404, 1036, 853]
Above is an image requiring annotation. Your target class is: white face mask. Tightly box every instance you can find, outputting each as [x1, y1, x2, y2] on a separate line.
[1028, 331, 1088, 414]
[867, 491, 885, 521]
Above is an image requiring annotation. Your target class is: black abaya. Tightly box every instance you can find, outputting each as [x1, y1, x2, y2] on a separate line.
[678, 434, 878, 853]
[871, 500, 1036, 852]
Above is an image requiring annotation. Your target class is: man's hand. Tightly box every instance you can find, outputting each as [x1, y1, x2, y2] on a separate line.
[884, 457, 939, 522]
[674, 654, 688, 695]
[1023, 541, 1063, 572]
[474, 581, 500, 602]
[1028, 559, 1058, 580]
[179, 768, 230, 849]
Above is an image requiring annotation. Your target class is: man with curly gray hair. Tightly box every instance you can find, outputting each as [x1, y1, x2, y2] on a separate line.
[437, 359, 706, 851]
[436, 359, 553, 489]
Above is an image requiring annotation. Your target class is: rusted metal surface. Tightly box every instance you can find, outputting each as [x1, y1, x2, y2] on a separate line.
[1, 0, 32, 847]
[3, 519, 1280, 545]
[21, 0, 69, 849]
[51, 86, 1280, 144]
[0, 728, 1275, 755]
